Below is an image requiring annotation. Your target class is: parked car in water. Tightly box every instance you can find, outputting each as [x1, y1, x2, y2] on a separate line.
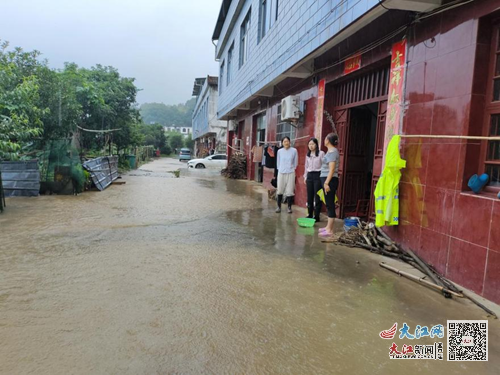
[178, 148, 192, 161]
[187, 154, 227, 169]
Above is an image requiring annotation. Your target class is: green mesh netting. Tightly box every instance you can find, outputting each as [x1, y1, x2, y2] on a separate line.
[38, 140, 86, 194]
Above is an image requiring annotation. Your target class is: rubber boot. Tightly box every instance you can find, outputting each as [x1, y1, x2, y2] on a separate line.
[276, 194, 283, 213]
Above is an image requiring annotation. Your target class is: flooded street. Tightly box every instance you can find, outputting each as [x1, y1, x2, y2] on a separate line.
[1, 158, 499, 374]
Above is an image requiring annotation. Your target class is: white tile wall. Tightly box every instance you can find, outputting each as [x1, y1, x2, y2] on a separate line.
[215, 0, 378, 118]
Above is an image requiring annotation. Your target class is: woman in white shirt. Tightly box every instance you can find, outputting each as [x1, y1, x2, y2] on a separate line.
[276, 136, 298, 213]
[303, 138, 324, 222]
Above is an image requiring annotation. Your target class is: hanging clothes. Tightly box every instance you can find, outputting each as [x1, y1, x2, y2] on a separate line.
[253, 145, 263, 162]
[374, 135, 406, 227]
[264, 145, 277, 169]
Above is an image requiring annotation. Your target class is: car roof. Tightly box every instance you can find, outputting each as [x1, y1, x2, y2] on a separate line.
[180, 148, 191, 151]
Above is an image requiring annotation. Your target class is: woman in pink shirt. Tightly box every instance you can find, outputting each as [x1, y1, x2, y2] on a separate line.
[303, 138, 325, 221]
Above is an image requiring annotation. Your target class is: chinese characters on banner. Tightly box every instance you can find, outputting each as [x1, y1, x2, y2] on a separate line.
[315, 79, 326, 142]
[383, 40, 407, 159]
[344, 55, 361, 75]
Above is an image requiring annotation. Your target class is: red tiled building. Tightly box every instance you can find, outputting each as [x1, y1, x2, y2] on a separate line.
[217, 0, 500, 303]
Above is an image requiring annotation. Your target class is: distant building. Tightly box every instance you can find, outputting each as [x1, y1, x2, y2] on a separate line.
[164, 126, 192, 138]
[191, 76, 227, 157]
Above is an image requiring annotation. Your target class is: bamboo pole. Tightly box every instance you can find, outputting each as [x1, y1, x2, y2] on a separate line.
[380, 262, 464, 298]
[400, 134, 500, 141]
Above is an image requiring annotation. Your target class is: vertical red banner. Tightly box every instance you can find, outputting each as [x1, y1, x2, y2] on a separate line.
[383, 40, 407, 159]
[315, 79, 326, 142]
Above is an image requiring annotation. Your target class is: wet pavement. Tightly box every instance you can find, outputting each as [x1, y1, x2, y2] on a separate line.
[0, 157, 499, 374]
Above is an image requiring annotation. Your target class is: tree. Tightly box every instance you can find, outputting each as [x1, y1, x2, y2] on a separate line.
[167, 132, 184, 152]
[184, 134, 194, 151]
[0, 40, 145, 159]
[0, 42, 46, 160]
[139, 98, 195, 127]
[138, 123, 169, 153]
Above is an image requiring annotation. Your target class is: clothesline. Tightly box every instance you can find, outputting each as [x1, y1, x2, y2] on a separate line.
[257, 135, 311, 145]
[227, 143, 246, 154]
[400, 134, 500, 141]
[77, 125, 122, 133]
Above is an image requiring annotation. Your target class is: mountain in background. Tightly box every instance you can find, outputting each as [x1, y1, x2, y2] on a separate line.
[139, 98, 196, 127]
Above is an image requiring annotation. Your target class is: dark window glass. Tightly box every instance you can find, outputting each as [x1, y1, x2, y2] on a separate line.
[493, 78, 500, 101]
[486, 165, 500, 186]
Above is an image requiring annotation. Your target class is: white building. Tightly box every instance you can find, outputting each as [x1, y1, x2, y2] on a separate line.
[164, 126, 192, 138]
[191, 76, 227, 157]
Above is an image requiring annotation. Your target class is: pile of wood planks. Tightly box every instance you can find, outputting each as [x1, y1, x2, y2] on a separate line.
[326, 221, 497, 318]
[221, 153, 247, 179]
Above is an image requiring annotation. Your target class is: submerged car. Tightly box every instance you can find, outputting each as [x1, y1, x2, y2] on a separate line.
[187, 154, 227, 169]
[178, 148, 192, 161]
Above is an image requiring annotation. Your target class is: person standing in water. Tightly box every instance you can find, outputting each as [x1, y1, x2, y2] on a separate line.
[303, 138, 324, 222]
[319, 133, 339, 237]
[276, 136, 298, 213]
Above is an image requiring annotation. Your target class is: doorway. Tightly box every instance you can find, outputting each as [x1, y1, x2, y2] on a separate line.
[342, 104, 378, 216]
[254, 113, 266, 183]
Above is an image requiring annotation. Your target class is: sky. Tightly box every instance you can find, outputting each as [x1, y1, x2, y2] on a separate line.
[0, 0, 221, 105]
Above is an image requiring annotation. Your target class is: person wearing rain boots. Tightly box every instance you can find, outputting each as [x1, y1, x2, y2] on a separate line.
[303, 138, 324, 222]
[275, 136, 298, 213]
[319, 133, 340, 237]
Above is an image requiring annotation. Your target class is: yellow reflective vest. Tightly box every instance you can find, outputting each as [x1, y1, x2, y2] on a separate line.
[374, 135, 406, 227]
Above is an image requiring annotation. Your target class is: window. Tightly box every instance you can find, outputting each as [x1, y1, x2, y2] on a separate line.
[227, 42, 234, 85]
[269, 0, 278, 28]
[219, 60, 224, 94]
[258, 0, 267, 42]
[212, 155, 227, 160]
[276, 105, 296, 142]
[240, 9, 251, 68]
[258, 0, 278, 42]
[484, 24, 500, 188]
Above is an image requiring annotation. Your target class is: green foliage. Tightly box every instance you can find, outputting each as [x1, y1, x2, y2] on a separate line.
[139, 98, 195, 127]
[0, 42, 45, 160]
[139, 123, 168, 153]
[0, 40, 145, 160]
[184, 134, 194, 151]
[167, 132, 184, 152]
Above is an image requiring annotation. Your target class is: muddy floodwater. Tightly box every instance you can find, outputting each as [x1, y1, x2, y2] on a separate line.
[1, 158, 499, 374]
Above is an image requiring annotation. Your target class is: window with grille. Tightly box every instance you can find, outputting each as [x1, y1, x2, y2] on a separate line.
[276, 105, 296, 143]
[484, 24, 500, 188]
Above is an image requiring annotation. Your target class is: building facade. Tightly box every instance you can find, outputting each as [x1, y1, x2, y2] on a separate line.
[164, 126, 192, 137]
[192, 76, 227, 157]
[213, 0, 500, 304]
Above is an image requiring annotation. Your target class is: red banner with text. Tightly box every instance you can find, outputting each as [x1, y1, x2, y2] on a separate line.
[383, 40, 407, 160]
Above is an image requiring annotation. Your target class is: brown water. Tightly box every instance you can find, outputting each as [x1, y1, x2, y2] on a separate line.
[0, 158, 499, 374]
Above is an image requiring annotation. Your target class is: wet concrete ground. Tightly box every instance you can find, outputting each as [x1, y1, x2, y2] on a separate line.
[0, 157, 499, 374]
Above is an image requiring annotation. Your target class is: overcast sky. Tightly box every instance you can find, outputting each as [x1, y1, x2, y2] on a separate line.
[0, 0, 220, 105]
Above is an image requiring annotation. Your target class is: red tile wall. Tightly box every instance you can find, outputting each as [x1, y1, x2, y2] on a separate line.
[228, 0, 500, 304]
[393, 0, 500, 303]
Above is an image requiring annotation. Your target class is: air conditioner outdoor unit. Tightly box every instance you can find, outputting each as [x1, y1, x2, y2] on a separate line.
[281, 95, 300, 120]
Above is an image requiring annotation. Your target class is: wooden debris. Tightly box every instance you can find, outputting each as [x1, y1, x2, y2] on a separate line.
[331, 220, 498, 318]
[221, 153, 247, 179]
[112, 181, 126, 185]
[380, 262, 464, 298]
